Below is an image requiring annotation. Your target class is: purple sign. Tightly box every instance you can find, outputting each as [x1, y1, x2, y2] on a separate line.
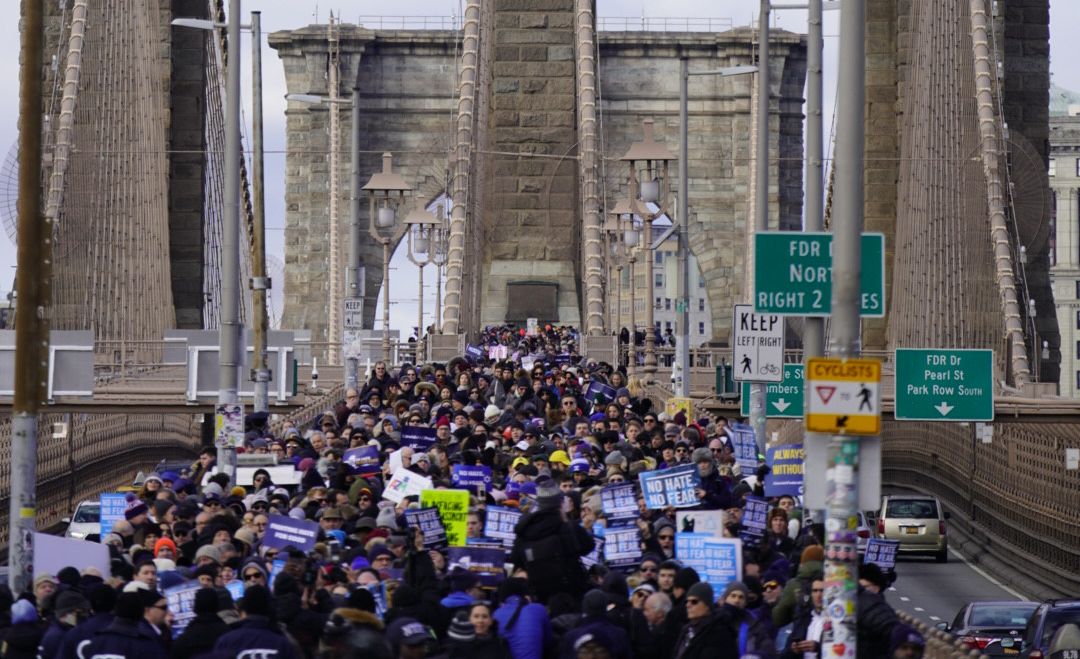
[447, 546, 506, 588]
[483, 506, 521, 549]
[343, 446, 381, 477]
[262, 513, 319, 552]
[404, 507, 447, 549]
[452, 465, 493, 492]
[401, 425, 437, 451]
[585, 380, 617, 406]
[601, 483, 638, 528]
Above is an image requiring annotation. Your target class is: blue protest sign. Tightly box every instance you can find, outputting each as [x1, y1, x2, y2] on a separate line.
[343, 446, 381, 477]
[764, 444, 804, 497]
[601, 483, 639, 528]
[452, 464, 493, 492]
[555, 354, 571, 365]
[729, 422, 759, 471]
[99, 493, 128, 538]
[262, 513, 319, 552]
[639, 464, 701, 509]
[404, 507, 447, 549]
[863, 538, 899, 570]
[581, 536, 605, 569]
[676, 533, 743, 596]
[484, 506, 522, 549]
[740, 496, 769, 547]
[585, 380, 617, 406]
[447, 546, 506, 588]
[400, 425, 437, 451]
[465, 344, 484, 361]
[165, 581, 201, 637]
[603, 526, 642, 569]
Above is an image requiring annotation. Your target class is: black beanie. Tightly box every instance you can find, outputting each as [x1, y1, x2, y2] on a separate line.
[240, 585, 272, 616]
[347, 588, 376, 613]
[56, 566, 81, 588]
[194, 588, 219, 615]
[674, 567, 701, 592]
[88, 584, 117, 614]
[114, 592, 145, 621]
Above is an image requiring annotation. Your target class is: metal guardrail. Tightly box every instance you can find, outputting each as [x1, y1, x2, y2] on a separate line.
[356, 15, 461, 31]
[598, 16, 735, 32]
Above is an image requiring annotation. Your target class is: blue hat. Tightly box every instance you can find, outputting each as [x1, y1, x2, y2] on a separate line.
[11, 599, 36, 624]
[326, 529, 346, 545]
[570, 458, 590, 473]
[160, 471, 180, 484]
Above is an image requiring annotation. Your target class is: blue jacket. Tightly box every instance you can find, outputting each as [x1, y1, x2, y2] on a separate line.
[60, 613, 113, 659]
[440, 591, 475, 611]
[82, 619, 162, 659]
[38, 620, 74, 659]
[212, 616, 299, 659]
[493, 596, 552, 659]
[558, 614, 631, 659]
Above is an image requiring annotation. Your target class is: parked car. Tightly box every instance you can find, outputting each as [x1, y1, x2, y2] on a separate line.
[63, 500, 100, 542]
[855, 510, 874, 555]
[1020, 600, 1080, 658]
[940, 601, 1039, 657]
[877, 494, 949, 562]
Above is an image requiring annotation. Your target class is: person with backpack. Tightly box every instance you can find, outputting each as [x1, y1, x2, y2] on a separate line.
[509, 481, 594, 604]
[492, 579, 552, 659]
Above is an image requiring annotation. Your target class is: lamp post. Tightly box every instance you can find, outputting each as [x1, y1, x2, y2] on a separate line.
[617, 200, 643, 375]
[620, 118, 676, 378]
[404, 204, 442, 363]
[362, 153, 412, 361]
[431, 209, 449, 334]
[602, 213, 623, 340]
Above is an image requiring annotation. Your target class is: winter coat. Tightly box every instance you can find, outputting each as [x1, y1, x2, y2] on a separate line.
[509, 507, 594, 603]
[559, 614, 631, 659]
[672, 611, 739, 659]
[2, 621, 43, 659]
[37, 619, 74, 659]
[80, 619, 160, 659]
[321, 608, 391, 659]
[59, 613, 112, 659]
[447, 633, 513, 659]
[170, 612, 231, 659]
[213, 615, 299, 659]
[493, 596, 552, 659]
[695, 470, 735, 511]
[772, 559, 824, 628]
[856, 588, 898, 659]
[722, 604, 777, 659]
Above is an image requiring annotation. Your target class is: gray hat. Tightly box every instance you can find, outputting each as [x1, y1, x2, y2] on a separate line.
[376, 506, 399, 530]
[691, 447, 713, 464]
[55, 590, 90, 617]
[687, 581, 714, 606]
[721, 580, 749, 601]
[194, 545, 221, 564]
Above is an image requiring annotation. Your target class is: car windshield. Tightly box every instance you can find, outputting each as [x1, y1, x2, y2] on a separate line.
[1043, 610, 1080, 647]
[72, 504, 100, 523]
[969, 603, 1038, 627]
[886, 499, 938, 519]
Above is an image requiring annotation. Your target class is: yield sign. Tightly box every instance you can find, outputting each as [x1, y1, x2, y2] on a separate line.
[816, 386, 837, 405]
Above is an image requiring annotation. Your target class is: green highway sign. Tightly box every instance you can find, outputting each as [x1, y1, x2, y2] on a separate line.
[741, 363, 804, 418]
[754, 232, 885, 317]
[894, 348, 994, 421]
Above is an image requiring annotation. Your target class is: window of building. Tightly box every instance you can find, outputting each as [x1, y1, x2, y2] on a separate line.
[698, 298, 705, 311]
[1076, 158, 1080, 177]
[1076, 309, 1080, 330]
[698, 322, 705, 335]
[655, 296, 662, 310]
[698, 276, 705, 288]
[655, 251, 664, 264]
[655, 273, 664, 288]
[1050, 158, 1057, 177]
[665, 298, 672, 311]
[1075, 280, 1080, 300]
[1076, 340, 1080, 359]
[665, 321, 673, 331]
[1076, 370, 1080, 392]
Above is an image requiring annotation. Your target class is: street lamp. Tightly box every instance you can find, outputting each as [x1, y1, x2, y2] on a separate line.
[620, 118, 676, 377]
[430, 207, 449, 335]
[404, 204, 442, 362]
[613, 200, 642, 374]
[362, 153, 412, 360]
[602, 212, 622, 340]
[605, 203, 631, 367]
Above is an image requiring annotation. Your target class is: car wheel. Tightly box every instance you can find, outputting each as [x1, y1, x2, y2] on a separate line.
[935, 548, 948, 563]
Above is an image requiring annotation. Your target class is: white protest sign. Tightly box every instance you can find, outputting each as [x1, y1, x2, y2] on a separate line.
[383, 468, 433, 504]
[34, 533, 111, 577]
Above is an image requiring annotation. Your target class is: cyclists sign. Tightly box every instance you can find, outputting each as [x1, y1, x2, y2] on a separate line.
[732, 304, 784, 383]
[805, 357, 881, 435]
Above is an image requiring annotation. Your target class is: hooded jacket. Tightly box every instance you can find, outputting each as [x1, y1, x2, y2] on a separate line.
[81, 618, 161, 659]
[213, 615, 299, 659]
[170, 612, 231, 659]
[772, 559, 824, 628]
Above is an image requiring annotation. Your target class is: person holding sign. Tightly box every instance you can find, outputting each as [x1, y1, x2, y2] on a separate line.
[509, 481, 595, 604]
[690, 447, 735, 510]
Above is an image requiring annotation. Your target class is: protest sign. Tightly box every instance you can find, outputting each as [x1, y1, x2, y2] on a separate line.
[262, 514, 319, 551]
[404, 507, 448, 549]
[676, 510, 727, 537]
[99, 492, 128, 538]
[639, 464, 701, 509]
[343, 446, 381, 477]
[676, 533, 743, 596]
[863, 538, 899, 570]
[729, 422, 759, 471]
[465, 344, 484, 361]
[484, 506, 522, 549]
[764, 444, 805, 497]
[400, 425, 437, 451]
[452, 464, 493, 493]
[739, 496, 770, 547]
[521, 356, 535, 371]
[604, 526, 642, 569]
[447, 546, 506, 588]
[601, 482, 639, 528]
[555, 354, 571, 365]
[383, 468, 433, 504]
[165, 581, 201, 637]
[581, 536, 605, 569]
[585, 380, 617, 406]
[224, 580, 244, 601]
[33, 533, 110, 577]
[421, 489, 471, 547]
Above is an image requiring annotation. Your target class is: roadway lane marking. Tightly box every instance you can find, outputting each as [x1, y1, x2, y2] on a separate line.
[888, 586, 897, 592]
[948, 547, 1029, 601]
[914, 607, 925, 612]
[930, 616, 941, 622]
[900, 596, 910, 602]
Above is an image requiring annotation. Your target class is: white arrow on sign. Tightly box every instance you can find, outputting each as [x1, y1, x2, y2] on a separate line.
[772, 399, 791, 413]
[934, 402, 954, 416]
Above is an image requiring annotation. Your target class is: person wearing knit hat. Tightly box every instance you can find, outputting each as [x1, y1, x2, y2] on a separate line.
[889, 623, 925, 657]
[674, 580, 739, 658]
[123, 492, 148, 525]
[772, 544, 826, 628]
[153, 537, 177, 559]
[170, 587, 231, 659]
[41, 589, 90, 659]
[446, 610, 476, 644]
[672, 567, 700, 601]
[81, 592, 162, 657]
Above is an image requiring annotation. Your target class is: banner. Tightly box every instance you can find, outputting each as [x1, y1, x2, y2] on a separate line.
[585, 380, 617, 406]
[343, 446, 381, 477]
[452, 465, 493, 493]
[33, 533, 110, 578]
[484, 506, 522, 549]
[676, 533, 743, 597]
[404, 507, 447, 549]
[383, 468, 433, 504]
[99, 492, 128, 538]
[465, 344, 484, 362]
[729, 422, 759, 471]
[863, 538, 899, 570]
[164, 581, 201, 638]
[740, 496, 770, 547]
[603, 526, 642, 569]
[639, 464, 702, 509]
[601, 483, 639, 528]
[447, 546, 506, 588]
[764, 444, 805, 497]
[262, 514, 319, 552]
[400, 425, 437, 451]
[676, 511, 726, 537]
[664, 397, 693, 420]
[421, 489, 471, 547]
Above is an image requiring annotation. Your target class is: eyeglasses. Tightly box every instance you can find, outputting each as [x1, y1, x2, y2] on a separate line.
[686, 598, 702, 606]
[675, 448, 687, 454]
[151, 604, 168, 611]
[644, 418, 657, 423]
[640, 566, 657, 573]
[244, 573, 265, 581]
[764, 583, 781, 590]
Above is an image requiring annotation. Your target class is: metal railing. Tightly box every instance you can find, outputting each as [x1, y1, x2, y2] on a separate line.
[598, 16, 735, 32]
[355, 15, 461, 31]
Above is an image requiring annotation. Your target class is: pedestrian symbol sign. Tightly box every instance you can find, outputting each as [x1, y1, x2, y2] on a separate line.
[894, 348, 993, 421]
[732, 304, 785, 383]
[805, 358, 881, 435]
[740, 364, 804, 418]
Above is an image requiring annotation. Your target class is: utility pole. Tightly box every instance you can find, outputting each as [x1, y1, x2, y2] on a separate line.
[676, 57, 690, 398]
[217, 0, 243, 487]
[9, 0, 47, 594]
[803, 0, 824, 362]
[749, 0, 770, 455]
[345, 70, 362, 390]
[822, 1, 865, 657]
[249, 10, 270, 416]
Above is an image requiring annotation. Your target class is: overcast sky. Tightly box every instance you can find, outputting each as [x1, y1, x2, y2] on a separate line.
[0, 1, 1076, 336]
